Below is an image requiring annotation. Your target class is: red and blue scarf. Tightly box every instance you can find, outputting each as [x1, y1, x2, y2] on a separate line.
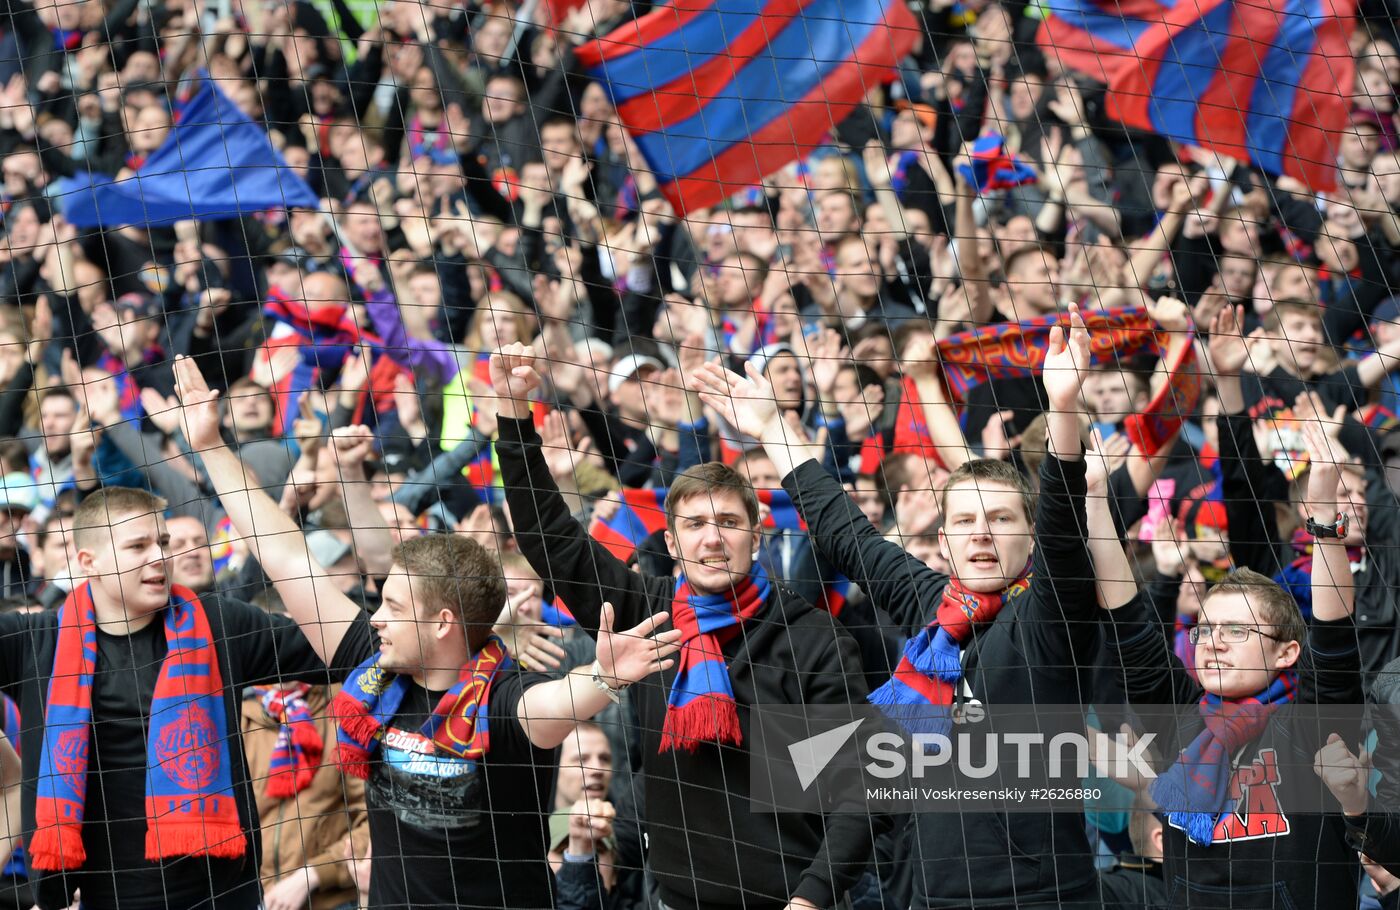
[660, 564, 770, 753]
[31, 583, 243, 871]
[253, 683, 323, 799]
[1150, 671, 1298, 845]
[870, 566, 1032, 734]
[332, 637, 512, 779]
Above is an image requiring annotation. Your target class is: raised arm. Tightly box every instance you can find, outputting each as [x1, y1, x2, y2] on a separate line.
[490, 344, 652, 634]
[173, 355, 361, 666]
[1086, 432, 1138, 610]
[354, 264, 460, 386]
[692, 360, 946, 633]
[1302, 418, 1355, 624]
[329, 426, 396, 580]
[1026, 304, 1100, 664]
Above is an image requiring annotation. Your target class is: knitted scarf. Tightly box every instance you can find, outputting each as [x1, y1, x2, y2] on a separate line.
[332, 637, 512, 779]
[660, 563, 771, 753]
[1150, 671, 1298, 846]
[31, 583, 243, 871]
[870, 565, 1032, 735]
[253, 683, 323, 799]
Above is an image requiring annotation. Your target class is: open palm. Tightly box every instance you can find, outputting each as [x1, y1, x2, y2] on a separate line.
[172, 355, 224, 452]
[1042, 303, 1091, 411]
[691, 361, 781, 438]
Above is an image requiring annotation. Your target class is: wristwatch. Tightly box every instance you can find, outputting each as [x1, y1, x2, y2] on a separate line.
[1306, 512, 1350, 540]
[590, 660, 624, 704]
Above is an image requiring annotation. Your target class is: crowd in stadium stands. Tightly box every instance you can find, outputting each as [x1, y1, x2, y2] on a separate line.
[0, 0, 1398, 908]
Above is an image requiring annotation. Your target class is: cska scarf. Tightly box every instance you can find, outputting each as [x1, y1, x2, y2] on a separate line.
[1151, 671, 1298, 846]
[660, 563, 771, 753]
[31, 583, 243, 871]
[870, 565, 1032, 734]
[253, 683, 323, 799]
[332, 637, 512, 779]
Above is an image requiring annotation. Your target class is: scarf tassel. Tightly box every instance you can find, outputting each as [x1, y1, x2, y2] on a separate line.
[332, 692, 382, 745]
[336, 742, 372, 781]
[145, 823, 245, 862]
[28, 824, 86, 871]
[1166, 809, 1221, 846]
[658, 696, 741, 753]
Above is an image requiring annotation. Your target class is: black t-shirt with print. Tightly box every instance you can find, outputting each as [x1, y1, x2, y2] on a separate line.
[1241, 365, 1376, 464]
[334, 618, 556, 910]
[70, 621, 260, 910]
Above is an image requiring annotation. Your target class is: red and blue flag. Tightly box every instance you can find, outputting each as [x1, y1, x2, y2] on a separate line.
[1038, 0, 1356, 192]
[576, 0, 920, 214]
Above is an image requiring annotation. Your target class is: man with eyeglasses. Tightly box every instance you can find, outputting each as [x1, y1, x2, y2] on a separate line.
[1100, 413, 1362, 908]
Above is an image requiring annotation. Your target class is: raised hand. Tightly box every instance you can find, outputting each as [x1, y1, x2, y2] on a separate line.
[566, 797, 616, 856]
[172, 355, 225, 452]
[488, 342, 542, 421]
[1042, 302, 1091, 412]
[330, 425, 376, 472]
[1147, 296, 1191, 334]
[691, 360, 781, 439]
[594, 603, 682, 688]
[1207, 304, 1250, 377]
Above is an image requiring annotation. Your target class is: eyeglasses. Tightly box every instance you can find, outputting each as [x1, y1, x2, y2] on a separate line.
[1188, 623, 1288, 645]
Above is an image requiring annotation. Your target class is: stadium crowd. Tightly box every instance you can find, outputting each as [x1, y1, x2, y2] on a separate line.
[0, 0, 1396, 908]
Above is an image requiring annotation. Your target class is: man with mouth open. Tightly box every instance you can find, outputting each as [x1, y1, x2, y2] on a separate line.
[492, 342, 883, 910]
[167, 354, 678, 910]
[692, 303, 1106, 909]
[0, 483, 338, 910]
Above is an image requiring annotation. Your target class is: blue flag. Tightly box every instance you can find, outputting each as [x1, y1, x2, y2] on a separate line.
[57, 77, 317, 227]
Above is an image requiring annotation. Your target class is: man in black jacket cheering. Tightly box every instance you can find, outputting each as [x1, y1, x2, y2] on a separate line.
[491, 342, 882, 910]
[692, 303, 1104, 909]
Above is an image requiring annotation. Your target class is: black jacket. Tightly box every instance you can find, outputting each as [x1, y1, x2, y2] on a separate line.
[781, 454, 1103, 907]
[497, 416, 883, 910]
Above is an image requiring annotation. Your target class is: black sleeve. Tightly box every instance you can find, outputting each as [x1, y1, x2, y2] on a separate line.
[1299, 616, 1363, 707]
[1105, 592, 1200, 706]
[783, 458, 946, 635]
[1346, 812, 1400, 877]
[1022, 453, 1099, 670]
[1106, 464, 1147, 543]
[325, 0, 366, 40]
[1169, 233, 1220, 304]
[0, 610, 31, 692]
[553, 860, 605, 910]
[1218, 411, 1286, 577]
[219, 596, 337, 687]
[496, 416, 654, 636]
[0, 359, 33, 437]
[461, 153, 516, 223]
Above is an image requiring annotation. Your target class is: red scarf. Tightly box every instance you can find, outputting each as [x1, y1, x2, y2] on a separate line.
[660, 566, 770, 753]
[31, 584, 244, 870]
[870, 567, 1032, 721]
[254, 683, 323, 799]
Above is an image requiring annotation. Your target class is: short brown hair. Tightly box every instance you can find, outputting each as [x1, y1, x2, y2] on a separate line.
[394, 534, 506, 651]
[1262, 299, 1322, 332]
[73, 487, 167, 550]
[665, 462, 760, 532]
[939, 458, 1035, 524]
[1203, 567, 1307, 645]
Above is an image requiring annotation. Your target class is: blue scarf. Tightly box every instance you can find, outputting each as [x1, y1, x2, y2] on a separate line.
[1151, 671, 1298, 845]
